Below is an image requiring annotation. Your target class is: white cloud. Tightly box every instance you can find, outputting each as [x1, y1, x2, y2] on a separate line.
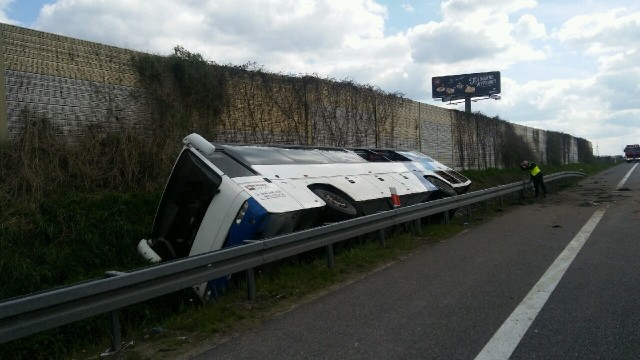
[554, 8, 640, 55]
[541, 8, 640, 154]
[401, 4, 414, 13]
[407, 22, 504, 63]
[0, 0, 15, 23]
[35, 0, 390, 72]
[513, 14, 546, 41]
[440, 0, 537, 21]
[406, 1, 546, 69]
[595, 49, 640, 111]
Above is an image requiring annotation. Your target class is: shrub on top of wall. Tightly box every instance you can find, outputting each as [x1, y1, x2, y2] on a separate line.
[132, 46, 228, 137]
[498, 121, 535, 168]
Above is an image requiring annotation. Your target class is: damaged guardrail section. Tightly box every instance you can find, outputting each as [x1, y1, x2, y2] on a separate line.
[0, 171, 584, 348]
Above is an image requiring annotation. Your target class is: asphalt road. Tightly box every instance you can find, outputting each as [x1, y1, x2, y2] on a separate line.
[190, 163, 640, 359]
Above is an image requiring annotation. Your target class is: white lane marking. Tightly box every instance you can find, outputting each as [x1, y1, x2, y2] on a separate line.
[617, 163, 637, 189]
[475, 207, 608, 360]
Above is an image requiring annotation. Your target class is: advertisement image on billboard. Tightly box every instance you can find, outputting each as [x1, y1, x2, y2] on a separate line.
[432, 71, 501, 101]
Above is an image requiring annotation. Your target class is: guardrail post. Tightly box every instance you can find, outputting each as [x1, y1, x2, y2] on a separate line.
[378, 229, 386, 247]
[326, 244, 334, 269]
[414, 218, 421, 235]
[500, 195, 504, 210]
[105, 271, 125, 354]
[107, 309, 121, 353]
[246, 268, 256, 301]
[444, 210, 450, 225]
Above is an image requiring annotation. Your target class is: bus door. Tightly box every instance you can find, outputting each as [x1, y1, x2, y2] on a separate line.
[150, 149, 231, 260]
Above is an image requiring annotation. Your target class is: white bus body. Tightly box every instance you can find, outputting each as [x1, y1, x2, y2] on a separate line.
[138, 134, 470, 300]
[349, 148, 471, 196]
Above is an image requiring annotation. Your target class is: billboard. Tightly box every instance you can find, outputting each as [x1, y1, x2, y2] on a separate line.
[432, 71, 501, 101]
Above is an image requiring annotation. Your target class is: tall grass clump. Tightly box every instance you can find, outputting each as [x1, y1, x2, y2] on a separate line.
[0, 112, 188, 359]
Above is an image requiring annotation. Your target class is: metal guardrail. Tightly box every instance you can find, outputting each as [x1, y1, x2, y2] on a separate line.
[0, 171, 584, 347]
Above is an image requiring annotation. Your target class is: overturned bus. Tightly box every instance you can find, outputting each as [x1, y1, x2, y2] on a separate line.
[138, 133, 471, 300]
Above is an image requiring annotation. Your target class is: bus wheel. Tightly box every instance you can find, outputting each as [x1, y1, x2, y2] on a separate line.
[426, 177, 458, 219]
[427, 177, 457, 199]
[311, 187, 359, 222]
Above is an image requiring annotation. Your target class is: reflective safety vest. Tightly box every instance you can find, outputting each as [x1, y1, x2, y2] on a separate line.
[530, 165, 541, 176]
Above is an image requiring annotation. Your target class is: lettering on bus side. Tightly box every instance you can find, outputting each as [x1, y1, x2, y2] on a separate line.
[244, 183, 288, 201]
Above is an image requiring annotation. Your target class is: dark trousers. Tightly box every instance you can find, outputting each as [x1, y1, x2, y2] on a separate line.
[532, 173, 547, 197]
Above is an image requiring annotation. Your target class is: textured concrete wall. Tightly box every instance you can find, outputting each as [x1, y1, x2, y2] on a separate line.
[0, 25, 6, 142]
[0, 23, 148, 141]
[0, 23, 588, 169]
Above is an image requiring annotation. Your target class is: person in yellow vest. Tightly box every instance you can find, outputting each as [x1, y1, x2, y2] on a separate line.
[520, 160, 547, 198]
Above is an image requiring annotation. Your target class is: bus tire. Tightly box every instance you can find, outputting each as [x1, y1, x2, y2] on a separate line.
[426, 177, 458, 219]
[427, 177, 457, 198]
[310, 187, 359, 222]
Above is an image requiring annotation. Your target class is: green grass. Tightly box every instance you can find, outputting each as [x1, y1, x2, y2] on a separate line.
[0, 191, 159, 299]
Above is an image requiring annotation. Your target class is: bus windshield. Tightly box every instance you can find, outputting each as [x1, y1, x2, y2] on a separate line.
[151, 150, 222, 259]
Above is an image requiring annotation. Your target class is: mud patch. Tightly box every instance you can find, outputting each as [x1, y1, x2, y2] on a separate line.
[579, 202, 600, 207]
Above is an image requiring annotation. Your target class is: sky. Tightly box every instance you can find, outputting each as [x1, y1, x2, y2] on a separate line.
[1, 0, 639, 156]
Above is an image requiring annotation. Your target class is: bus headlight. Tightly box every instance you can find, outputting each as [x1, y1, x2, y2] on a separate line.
[235, 201, 249, 224]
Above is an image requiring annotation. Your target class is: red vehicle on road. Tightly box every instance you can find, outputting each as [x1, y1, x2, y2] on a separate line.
[624, 144, 640, 162]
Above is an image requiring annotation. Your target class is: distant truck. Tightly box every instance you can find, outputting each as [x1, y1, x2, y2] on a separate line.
[624, 144, 640, 162]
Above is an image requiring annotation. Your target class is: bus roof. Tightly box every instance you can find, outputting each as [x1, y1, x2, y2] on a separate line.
[215, 144, 368, 166]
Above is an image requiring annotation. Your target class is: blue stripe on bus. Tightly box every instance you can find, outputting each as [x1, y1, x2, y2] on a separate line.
[205, 197, 267, 300]
[401, 162, 438, 191]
